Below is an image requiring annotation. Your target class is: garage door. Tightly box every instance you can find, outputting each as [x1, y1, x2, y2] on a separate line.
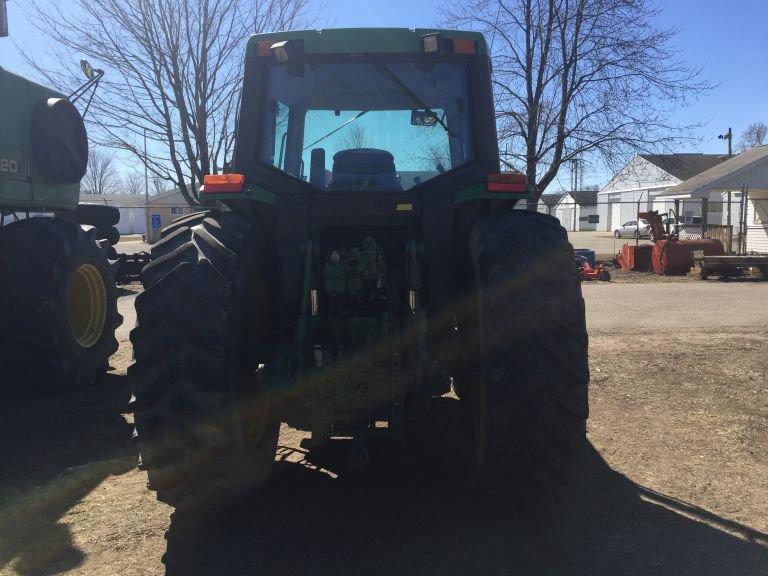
[611, 202, 621, 231]
[561, 207, 573, 230]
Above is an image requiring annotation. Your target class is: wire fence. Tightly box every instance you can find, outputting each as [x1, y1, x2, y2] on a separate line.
[540, 198, 768, 258]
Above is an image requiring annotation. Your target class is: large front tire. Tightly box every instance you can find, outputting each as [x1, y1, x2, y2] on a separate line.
[129, 212, 279, 511]
[0, 218, 122, 388]
[467, 209, 589, 497]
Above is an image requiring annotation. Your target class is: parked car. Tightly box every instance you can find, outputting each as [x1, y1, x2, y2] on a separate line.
[614, 219, 652, 239]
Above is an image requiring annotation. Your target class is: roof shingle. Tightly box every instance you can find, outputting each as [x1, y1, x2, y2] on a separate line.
[639, 153, 725, 181]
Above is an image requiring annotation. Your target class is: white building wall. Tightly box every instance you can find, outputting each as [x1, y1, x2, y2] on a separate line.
[597, 201, 610, 231]
[610, 200, 621, 231]
[715, 191, 743, 226]
[746, 198, 768, 254]
[600, 157, 680, 195]
[599, 156, 682, 231]
[575, 205, 599, 231]
[553, 193, 599, 231]
[616, 190, 653, 224]
[554, 195, 578, 231]
[653, 199, 676, 219]
[117, 207, 147, 235]
[554, 196, 569, 229]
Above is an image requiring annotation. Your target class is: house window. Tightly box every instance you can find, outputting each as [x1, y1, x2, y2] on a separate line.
[170, 207, 186, 216]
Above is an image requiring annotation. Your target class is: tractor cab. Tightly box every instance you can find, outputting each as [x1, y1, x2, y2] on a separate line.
[206, 29, 519, 201]
[252, 49, 475, 192]
[207, 29, 526, 320]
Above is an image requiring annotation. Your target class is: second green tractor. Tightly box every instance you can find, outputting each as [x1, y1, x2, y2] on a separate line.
[130, 28, 589, 510]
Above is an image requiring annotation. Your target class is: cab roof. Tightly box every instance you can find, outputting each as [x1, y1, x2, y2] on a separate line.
[246, 28, 488, 58]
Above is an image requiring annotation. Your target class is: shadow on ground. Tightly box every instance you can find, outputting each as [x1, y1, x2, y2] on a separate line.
[165, 397, 768, 576]
[0, 373, 134, 576]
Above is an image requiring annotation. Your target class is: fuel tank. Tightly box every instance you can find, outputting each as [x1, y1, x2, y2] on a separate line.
[651, 238, 724, 275]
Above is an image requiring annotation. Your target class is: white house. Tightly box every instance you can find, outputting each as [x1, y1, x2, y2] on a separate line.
[553, 191, 599, 231]
[597, 154, 725, 232]
[747, 198, 768, 253]
[663, 145, 768, 254]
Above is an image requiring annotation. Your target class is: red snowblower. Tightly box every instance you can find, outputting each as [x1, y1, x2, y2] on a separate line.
[617, 211, 724, 275]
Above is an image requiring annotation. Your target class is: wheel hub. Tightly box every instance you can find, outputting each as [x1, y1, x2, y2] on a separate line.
[67, 263, 107, 348]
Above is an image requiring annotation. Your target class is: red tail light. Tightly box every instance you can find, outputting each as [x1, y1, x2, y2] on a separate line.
[486, 172, 527, 193]
[453, 39, 477, 55]
[203, 174, 245, 194]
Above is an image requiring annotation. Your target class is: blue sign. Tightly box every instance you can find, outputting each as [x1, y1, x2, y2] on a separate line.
[151, 215, 161, 229]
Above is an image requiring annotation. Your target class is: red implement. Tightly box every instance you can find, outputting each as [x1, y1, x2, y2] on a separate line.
[616, 244, 653, 271]
[633, 210, 725, 275]
[651, 238, 724, 275]
[576, 256, 611, 281]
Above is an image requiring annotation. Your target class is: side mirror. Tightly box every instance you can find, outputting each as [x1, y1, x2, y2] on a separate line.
[411, 109, 438, 127]
[310, 148, 326, 189]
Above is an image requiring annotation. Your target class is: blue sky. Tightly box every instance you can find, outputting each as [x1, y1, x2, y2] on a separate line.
[2, 0, 766, 188]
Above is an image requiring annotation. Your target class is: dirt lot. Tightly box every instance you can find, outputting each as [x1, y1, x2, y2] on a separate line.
[1, 280, 767, 576]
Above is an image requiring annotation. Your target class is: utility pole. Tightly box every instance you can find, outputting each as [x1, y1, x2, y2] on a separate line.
[718, 127, 733, 158]
[0, 0, 9, 38]
[719, 127, 734, 252]
[144, 127, 150, 243]
[570, 158, 579, 231]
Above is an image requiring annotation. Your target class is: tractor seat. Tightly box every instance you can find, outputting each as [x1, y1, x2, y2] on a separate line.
[328, 148, 402, 191]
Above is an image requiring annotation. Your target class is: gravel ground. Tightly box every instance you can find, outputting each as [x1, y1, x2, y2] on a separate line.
[1, 281, 767, 576]
[115, 240, 151, 256]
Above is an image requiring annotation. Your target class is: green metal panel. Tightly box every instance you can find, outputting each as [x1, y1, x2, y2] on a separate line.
[202, 184, 276, 206]
[454, 183, 533, 204]
[0, 66, 80, 212]
[246, 28, 488, 58]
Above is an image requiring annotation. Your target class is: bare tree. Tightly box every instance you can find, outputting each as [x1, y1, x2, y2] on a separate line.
[338, 124, 369, 150]
[121, 173, 145, 195]
[738, 122, 768, 151]
[25, 0, 313, 206]
[81, 148, 119, 195]
[417, 144, 450, 172]
[441, 0, 711, 203]
[150, 175, 172, 197]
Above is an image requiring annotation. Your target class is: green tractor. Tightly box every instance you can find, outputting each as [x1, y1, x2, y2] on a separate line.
[130, 28, 589, 509]
[0, 11, 123, 387]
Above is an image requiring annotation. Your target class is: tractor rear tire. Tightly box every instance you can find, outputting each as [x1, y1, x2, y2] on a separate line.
[468, 209, 589, 499]
[57, 204, 121, 228]
[129, 211, 280, 511]
[95, 225, 121, 246]
[0, 217, 122, 388]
